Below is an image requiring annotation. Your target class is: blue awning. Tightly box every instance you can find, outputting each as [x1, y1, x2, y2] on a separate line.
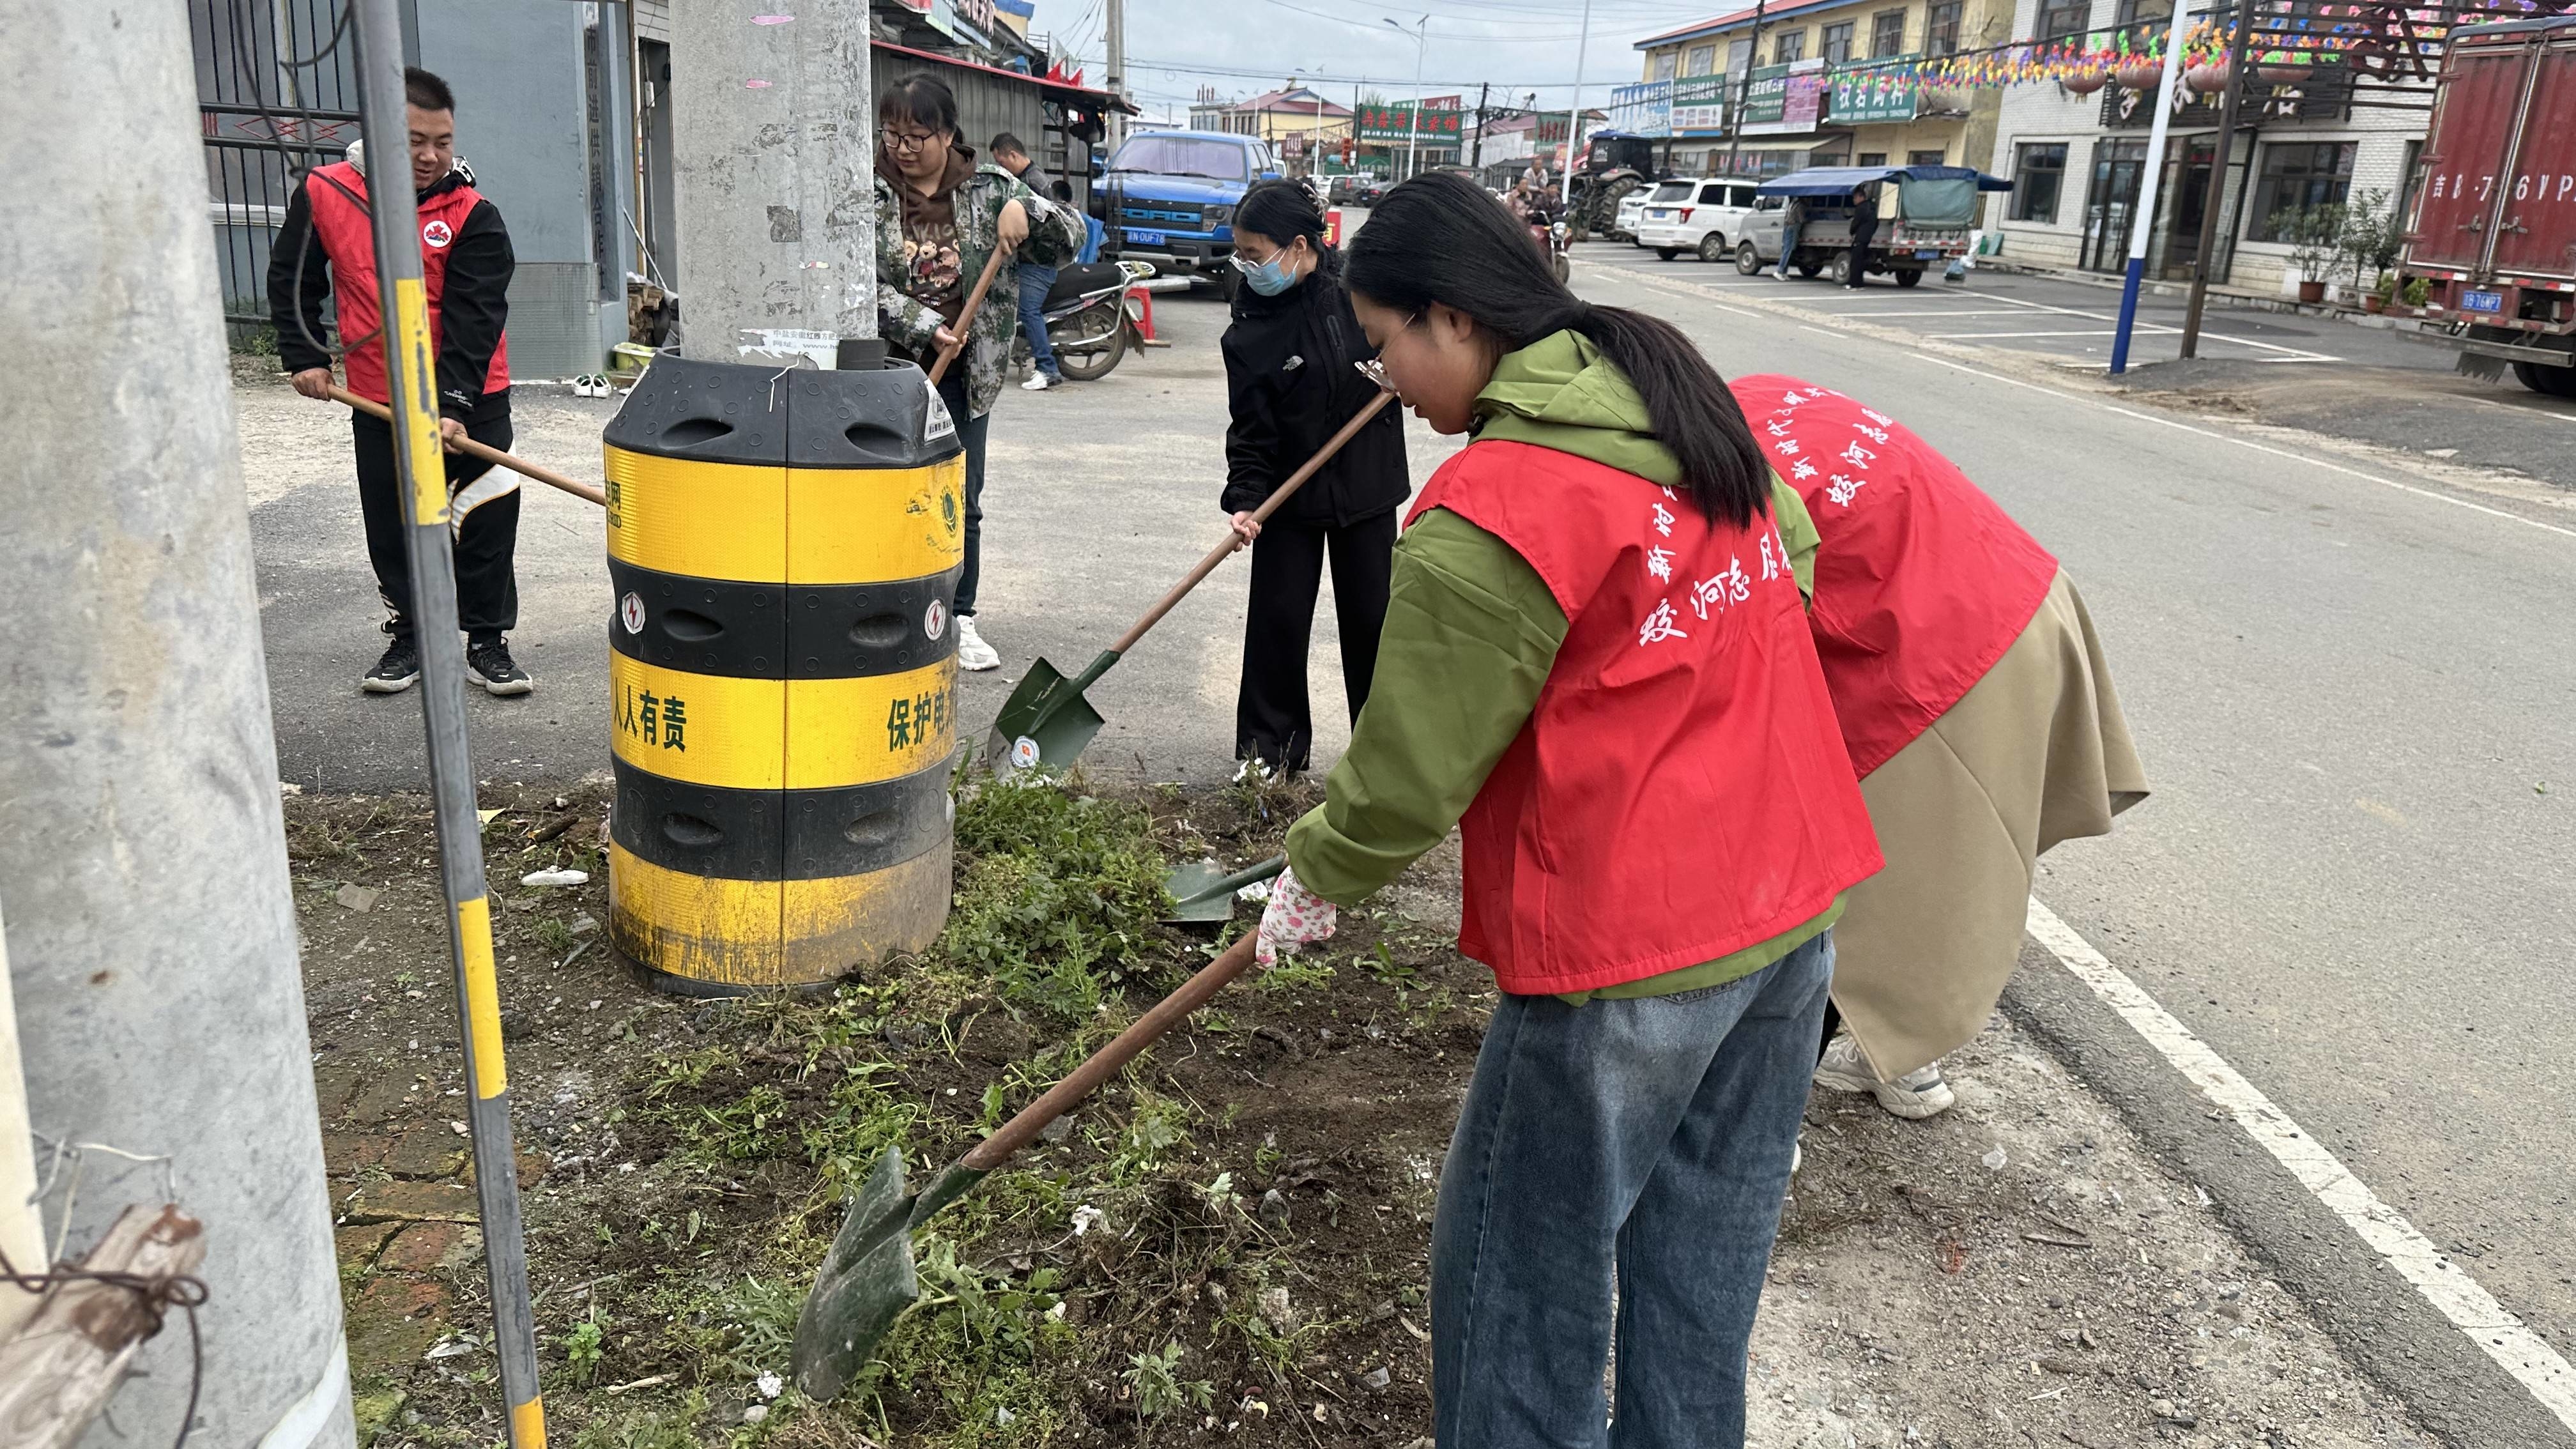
[1756, 165, 2012, 199]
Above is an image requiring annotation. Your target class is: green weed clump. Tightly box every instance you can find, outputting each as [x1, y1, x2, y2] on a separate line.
[943, 778, 1172, 1018]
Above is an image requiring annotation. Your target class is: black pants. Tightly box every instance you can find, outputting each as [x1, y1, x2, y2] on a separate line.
[351, 403, 519, 643]
[1847, 221, 1878, 286]
[1237, 510, 1398, 772]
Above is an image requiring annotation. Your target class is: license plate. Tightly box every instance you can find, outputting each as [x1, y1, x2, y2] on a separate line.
[2462, 289, 2504, 313]
[1124, 229, 1166, 247]
[1915, 249, 1942, 260]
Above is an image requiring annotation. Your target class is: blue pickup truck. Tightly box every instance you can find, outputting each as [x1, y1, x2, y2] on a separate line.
[1092, 130, 1285, 292]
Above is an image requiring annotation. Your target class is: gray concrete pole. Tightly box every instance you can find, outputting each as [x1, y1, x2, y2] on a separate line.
[670, 0, 878, 365]
[0, 4, 355, 1447]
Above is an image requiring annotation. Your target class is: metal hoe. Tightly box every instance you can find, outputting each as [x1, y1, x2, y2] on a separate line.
[986, 386, 1397, 775]
[328, 384, 608, 506]
[790, 932, 1263, 1398]
[348, 1, 546, 1440]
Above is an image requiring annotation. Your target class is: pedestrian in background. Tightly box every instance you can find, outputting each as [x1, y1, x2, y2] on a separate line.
[1252, 172, 1882, 1449]
[1774, 195, 1807, 279]
[1733, 372, 2147, 1118]
[989, 132, 1064, 392]
[1845, 182, 1882, 288]
[874, 76, 1084, 673]
[268, 66, 528, 696]
[1218, 180, 1409, 776]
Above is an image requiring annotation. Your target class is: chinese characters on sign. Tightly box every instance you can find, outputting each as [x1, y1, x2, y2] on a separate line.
[618, 685, 689, 752]
[1354, 104, 1464, 143]
[884, 686, 956, 753]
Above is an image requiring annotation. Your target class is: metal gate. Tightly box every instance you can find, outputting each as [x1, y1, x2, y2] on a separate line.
[190, 0, 360, 334]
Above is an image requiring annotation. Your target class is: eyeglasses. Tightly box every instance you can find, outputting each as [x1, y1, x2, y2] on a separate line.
[1354, 358, 1393, 392]
[880, 126, 943, 154]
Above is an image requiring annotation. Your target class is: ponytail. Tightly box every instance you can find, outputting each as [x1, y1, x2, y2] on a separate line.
[1344, 171, 1767, 528]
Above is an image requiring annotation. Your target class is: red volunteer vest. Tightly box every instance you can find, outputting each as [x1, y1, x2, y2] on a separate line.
[1732, 375, 2059, 779]
[1409, 440, 1883, 997]
[304, 161, 510, 405]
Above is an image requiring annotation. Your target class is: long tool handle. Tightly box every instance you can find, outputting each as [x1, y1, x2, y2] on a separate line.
[928, 243, 1013, 387]
[330, 385, 608, 507]
[346, 1, 545, 1443]
[1182, 854, 1290, 905]
[1109, 388, 1396, 656]
[962, 933, 1260, 1170]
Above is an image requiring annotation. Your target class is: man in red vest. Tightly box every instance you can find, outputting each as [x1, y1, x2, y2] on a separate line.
[267, 66, 526, 696]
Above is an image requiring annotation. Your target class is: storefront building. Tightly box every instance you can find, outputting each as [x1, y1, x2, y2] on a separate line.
[1619, 0, 2015, 183]
[1984, 0, 2430, 294]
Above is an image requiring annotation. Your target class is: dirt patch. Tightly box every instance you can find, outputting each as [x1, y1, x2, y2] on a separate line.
[295, 776, 2428, 1449]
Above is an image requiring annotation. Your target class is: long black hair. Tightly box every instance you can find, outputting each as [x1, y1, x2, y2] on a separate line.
[1345, 171, 1768, 527]
[1236, 179, 1337, 275]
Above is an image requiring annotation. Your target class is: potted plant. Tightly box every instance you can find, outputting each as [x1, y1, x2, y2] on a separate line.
[2281, 203, 2346, 303]
[2402, 275, 2433, 310]
[2256, 49, 2315, 84]
[2365, 269, 2395, 314]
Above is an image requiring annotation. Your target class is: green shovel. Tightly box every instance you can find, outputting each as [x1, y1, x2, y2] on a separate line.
[1162, 853, 1287, 926]
[790, 931, 1262, 1399]
[986, 388, 1397, 776]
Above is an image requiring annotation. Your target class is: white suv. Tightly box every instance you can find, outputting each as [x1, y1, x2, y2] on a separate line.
[1619, 180, 1693, 245]
[1637, 180, 1762, 264]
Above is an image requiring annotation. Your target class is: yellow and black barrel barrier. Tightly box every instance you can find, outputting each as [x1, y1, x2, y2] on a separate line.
[601, 355, 966, 993]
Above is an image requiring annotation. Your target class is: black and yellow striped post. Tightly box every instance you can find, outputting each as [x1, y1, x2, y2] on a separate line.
[346, 0, 545, 1441]
[602, 357, 963, 992]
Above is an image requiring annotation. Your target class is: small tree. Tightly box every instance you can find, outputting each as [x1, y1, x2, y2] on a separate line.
[2338, 187, 2402, 291]
[2281, 203, 2347, 289]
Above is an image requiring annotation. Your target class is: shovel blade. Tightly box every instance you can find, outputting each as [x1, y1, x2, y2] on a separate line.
[790, 1145, 921, 1400]
[986, 656, 1107, 776]
[1163, 861, 1246, 924]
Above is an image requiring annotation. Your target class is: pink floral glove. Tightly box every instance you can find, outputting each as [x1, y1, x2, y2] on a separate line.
[1254, 864, 1337, 969]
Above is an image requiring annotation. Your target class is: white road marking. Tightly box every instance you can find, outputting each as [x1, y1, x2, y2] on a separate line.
[2024, 899, 2576, 1433]
[1818, 308, 2044, 318]
[1930, 328, 2124, 339]
[1911, 351, 2576, 541]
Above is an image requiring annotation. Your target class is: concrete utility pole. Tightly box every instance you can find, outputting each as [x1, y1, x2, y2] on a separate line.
[1729, 0, 1770, 178]
[2181, 0, 2257, 358]
[1386, 16, 1429, 181]
[1562, 0, 1594, 206]
[1107, 0, 1128, 152]
[0, 3, 353, 1446]
[670, 0, 877, 365]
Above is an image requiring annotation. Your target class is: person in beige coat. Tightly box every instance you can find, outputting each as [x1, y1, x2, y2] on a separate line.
[1733, 373, 2148, 1117]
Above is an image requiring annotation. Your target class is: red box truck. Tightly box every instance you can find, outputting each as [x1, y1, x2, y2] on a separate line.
[2400, 14, 2576, 397]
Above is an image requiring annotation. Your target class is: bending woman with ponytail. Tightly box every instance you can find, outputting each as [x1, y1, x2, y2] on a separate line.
[1249, 171, 1883, 1447]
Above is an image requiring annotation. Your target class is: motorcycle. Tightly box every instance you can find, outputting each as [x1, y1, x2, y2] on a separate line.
[1023, 259, 1154, 383]
[1523, 206, 1572, 284]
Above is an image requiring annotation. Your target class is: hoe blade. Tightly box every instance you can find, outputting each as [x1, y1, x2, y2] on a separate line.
[790, 1146, 921, 1400]
[985, 655, 1107, 776]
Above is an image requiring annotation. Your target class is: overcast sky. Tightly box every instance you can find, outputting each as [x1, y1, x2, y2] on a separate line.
[1038, 0, 1735, 123]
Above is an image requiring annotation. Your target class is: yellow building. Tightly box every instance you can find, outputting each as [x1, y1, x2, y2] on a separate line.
[1620, 0, 2014, 181]
[1186, 83, 1355, 174]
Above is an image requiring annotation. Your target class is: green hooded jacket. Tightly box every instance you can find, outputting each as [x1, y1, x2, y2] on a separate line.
[1283, 331, 1838, 1003]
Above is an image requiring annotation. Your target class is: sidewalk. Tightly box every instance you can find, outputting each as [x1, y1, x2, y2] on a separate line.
[1977, 257, 2453, 342]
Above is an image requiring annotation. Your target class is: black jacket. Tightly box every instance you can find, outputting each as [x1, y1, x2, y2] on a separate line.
[1219, 257, 1409, 529]
[268, 167, 514, 420]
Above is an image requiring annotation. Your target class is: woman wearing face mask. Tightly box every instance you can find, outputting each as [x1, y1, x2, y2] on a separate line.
[1249, 172, 1882, 1447]
[1218, 180, 1410, 776]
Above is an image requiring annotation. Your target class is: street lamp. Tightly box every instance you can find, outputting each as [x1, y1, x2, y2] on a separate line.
[1383, 15, 1428, 181]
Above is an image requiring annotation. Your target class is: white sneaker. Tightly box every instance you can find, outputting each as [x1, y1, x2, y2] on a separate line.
[954, 614, 1000, 671]
[1815, 1034, 1957, 1120]
[1020, 371, 1061, 391]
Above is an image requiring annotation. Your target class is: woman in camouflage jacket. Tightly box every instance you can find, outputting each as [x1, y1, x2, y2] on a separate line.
[875, 72, 1085, 671]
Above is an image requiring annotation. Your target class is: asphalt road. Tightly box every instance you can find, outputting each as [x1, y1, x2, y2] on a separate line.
[242, 241, 2576, 1443]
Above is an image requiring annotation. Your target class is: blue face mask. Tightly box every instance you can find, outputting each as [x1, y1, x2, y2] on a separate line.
[1241, 249, 1303, 297]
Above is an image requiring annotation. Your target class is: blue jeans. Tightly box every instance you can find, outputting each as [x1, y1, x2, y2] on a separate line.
[1430, 931, 1834, 1449]
[1016, 263, 1059, 378]
[932, 365, 991, 617]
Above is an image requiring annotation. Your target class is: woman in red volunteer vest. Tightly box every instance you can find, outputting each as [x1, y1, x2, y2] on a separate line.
[1733, 376, 2147, 1120]
[1250, 172, 1883, 1448]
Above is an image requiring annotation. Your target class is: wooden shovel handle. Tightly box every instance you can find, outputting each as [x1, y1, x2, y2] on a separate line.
[962, 933, 1260, 1170]
[1109, 388, 1396, 656]
[928, 243, 1013, 387]
[326, 385, 608, 507]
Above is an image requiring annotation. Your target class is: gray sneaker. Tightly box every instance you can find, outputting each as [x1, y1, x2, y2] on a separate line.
[1815, 1034, 1957, 1120]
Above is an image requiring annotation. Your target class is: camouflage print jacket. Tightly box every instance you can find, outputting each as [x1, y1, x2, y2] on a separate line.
[875, 161, 1085, 418]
